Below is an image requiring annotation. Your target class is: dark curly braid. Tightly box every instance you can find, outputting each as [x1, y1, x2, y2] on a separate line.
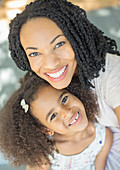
[8, 0, 120, 88]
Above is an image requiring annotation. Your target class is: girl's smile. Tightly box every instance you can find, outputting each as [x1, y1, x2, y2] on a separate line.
[31, 85, 88, 135]
[69, 111, 82, 127]
[20, 17, 77, 89]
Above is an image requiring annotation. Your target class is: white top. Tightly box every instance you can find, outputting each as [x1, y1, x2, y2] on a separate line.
[50, 123, 106, 170]
[91, 53, 120, 127]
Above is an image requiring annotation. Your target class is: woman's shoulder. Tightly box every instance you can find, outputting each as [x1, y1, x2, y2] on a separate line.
[102, 52, 120, 81]
[105, 53, 120, 68]
[95, 52, 120, 82]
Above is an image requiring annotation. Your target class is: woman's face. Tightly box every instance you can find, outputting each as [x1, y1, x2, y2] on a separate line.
[31, 85, 88, 136]
[20, 18, 77, 89]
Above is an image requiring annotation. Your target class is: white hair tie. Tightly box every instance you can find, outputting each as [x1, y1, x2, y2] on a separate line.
[20, 99, 29, 113]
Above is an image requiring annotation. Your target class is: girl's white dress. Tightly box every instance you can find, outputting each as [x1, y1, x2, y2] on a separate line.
[91, 53, 120, 169]
[50, 122, 106, 170]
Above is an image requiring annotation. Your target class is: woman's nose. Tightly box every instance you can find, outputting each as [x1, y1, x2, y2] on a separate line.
[43, 52, 60, 70]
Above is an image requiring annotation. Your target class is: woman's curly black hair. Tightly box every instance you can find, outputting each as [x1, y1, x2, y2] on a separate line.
[0, 72, 98, 167]
[8, 0, 120, 88]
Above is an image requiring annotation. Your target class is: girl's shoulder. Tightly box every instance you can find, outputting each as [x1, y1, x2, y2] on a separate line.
[93, 122, 106, 145]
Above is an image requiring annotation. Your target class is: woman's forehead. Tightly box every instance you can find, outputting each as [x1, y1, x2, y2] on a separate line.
[21, 17, 62, 32]
[20, 17, 64, 45]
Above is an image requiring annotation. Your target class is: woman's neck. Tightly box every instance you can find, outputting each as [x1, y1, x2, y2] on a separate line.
[74, 66, 78, 76]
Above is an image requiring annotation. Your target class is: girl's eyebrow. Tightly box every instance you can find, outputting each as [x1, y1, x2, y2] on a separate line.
[46, 91, 68, 121]
[46, 109, 54, 121]
[58, 91, 68, 102]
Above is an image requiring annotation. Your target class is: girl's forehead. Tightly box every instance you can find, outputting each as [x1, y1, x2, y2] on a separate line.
[31, 86, 67, 119]
[35, 86, 69, 106]
[38, 85, 65, 98]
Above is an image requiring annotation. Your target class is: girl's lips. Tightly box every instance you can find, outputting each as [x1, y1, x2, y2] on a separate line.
[44, 65, 68, 82]
[69, 111, 82, 127]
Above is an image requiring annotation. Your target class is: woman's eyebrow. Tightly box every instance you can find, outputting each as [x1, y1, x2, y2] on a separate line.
[50, 34, 64, 44]
[26, 47, 38, 50]
[26, 35, 64, 50]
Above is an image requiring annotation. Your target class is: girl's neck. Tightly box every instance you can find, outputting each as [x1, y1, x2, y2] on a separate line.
[53, 121, 95, 143]
[53, 121, 96, 156]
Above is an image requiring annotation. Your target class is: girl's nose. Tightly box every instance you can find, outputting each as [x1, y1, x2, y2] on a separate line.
[43, 52, 60, 70]
[60, 109, 71, 120]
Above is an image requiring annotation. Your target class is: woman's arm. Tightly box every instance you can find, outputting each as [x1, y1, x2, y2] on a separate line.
[115, 105, 120, 125]
[95, 127, 113, 170]
[26, 164, 50, 170]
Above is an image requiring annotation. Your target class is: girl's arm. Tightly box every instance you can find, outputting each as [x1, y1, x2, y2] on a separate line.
[26, 164, 50, 170]
[115, 105, 120, 125]
[95, 127, 113, 170]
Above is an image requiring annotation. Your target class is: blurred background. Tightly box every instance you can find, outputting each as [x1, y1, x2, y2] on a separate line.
[0, 0, 120, 169]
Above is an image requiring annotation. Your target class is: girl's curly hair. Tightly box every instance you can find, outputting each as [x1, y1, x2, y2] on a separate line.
[8, 0, 120, 88]
[0, 72, 98, 167]
[0, 73, 54, 167]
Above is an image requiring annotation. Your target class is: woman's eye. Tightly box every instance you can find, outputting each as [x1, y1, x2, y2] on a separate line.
[55, 41, 65, 49]
[62, 96, 68, 105]
[29, 52, 40, 57]
[50, 113, 57, 121]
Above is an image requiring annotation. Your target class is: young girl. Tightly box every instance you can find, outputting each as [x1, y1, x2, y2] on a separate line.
[0, 72, 113, 170]
[8, 0, 120, 128]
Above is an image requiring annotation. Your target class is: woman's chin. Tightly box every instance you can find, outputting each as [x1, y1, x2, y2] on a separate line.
[49, 79, 71, 89]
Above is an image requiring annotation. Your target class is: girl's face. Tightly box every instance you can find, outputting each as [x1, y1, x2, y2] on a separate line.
[20, 18, 77, 89]
[31, 85, 88, 136]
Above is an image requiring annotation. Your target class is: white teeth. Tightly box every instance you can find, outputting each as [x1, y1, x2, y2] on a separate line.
[69, 112, 79, 126]
[46, 66, 66, 78]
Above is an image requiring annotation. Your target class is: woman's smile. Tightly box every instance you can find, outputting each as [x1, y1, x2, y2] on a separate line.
[20, 17, 77, 89]
[45, 65, 68, 82]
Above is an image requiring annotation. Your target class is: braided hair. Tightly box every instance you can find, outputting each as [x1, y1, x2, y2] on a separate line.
[8, 0, 120, 88]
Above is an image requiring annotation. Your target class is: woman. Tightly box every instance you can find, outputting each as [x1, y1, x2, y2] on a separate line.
[8, 1, 120, 168]
[9, 0, 120, 126]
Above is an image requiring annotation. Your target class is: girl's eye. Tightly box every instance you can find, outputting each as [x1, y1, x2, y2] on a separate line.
[50, 113, 57, 121]
[62, 96, 68, 105]
[55, 41, 65, 49]
[29, 52, 40, 57]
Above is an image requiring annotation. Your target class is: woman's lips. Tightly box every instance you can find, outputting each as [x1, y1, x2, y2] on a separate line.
[44, 65, 68, 82]
[69, 111, 82, 126]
